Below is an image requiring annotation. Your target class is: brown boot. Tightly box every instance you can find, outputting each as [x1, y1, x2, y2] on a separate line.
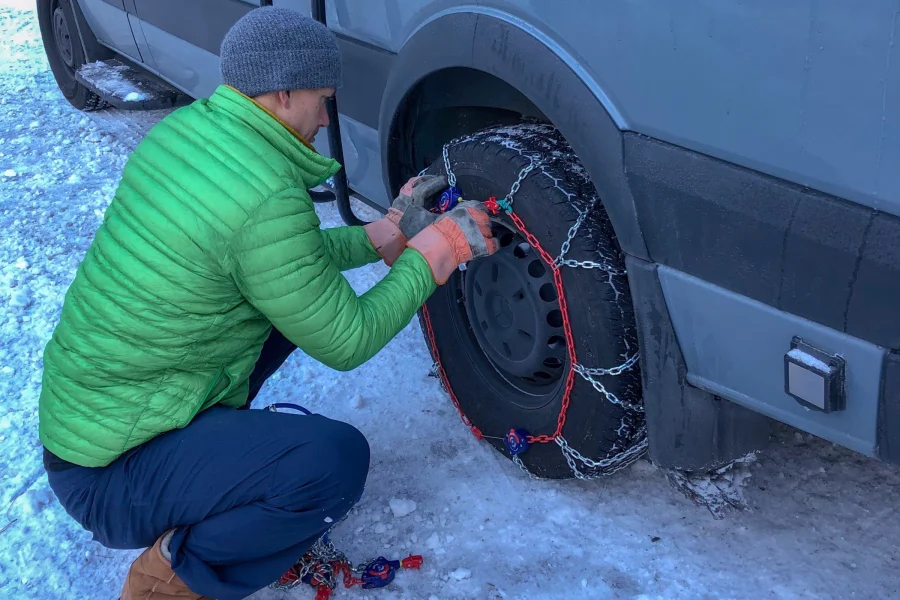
[120, 530, 212, 600]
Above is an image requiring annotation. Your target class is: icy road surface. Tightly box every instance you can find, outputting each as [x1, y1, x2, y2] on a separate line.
[1, 2, 898, 599]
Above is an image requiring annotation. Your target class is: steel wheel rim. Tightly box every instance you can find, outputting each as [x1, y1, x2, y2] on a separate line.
[52, 6, 75, 69]
[462, 221, 568, 403]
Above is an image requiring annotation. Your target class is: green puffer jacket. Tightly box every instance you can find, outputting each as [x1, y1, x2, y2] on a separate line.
[39, 85, 436, 468]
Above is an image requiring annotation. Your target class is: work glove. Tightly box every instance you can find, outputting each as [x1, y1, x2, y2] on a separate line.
[365, 175, 448, 266]
[392, 175, 448, 213]
[406, 200, 499, 284]
[388, 175, 447, 239]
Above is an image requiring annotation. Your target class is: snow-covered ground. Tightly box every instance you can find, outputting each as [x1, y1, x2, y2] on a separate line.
[1, 2, 899, 599]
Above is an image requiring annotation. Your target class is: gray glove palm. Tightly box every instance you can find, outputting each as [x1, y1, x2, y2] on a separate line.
[390, 175, 448, 239]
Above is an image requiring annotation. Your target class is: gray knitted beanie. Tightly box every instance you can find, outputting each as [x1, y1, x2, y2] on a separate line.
[220, 7, 342, 97]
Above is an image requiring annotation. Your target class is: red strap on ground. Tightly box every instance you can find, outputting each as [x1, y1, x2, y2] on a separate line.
[315, 586, 332, 600]
[420, 208, 579, 445]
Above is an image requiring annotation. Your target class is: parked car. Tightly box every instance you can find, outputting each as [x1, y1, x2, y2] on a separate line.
[39, 0, 900, 480]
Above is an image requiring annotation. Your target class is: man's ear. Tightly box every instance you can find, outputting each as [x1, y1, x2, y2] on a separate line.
[278, 90, 292, 109]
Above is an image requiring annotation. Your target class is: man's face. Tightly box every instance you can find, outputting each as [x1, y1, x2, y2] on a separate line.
[275, 87, 334, 143]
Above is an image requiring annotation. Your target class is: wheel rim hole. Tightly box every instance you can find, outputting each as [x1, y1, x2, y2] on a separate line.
[547, 335, 565, 350]
[539, 283, 557, 302]
[533, 371, 553, 381]
[513, 243, 531, 259]
[528, 260, 546, 278]
[543, 357, 563, 369]
[498, 231, 516, 248]
[546, 310, 563, 328]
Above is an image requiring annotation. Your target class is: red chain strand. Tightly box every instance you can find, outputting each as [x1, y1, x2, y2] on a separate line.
[507, 211, 577, 443]
[420, 209, 579, 446]
[420, 303, 485, 440]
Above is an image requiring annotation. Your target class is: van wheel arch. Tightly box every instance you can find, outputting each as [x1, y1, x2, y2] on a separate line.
[378, 10, 649, 260]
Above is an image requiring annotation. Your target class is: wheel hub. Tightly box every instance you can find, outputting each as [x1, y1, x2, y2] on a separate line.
[488, 294, 513, 329]
[52, 6, 75, 69]
[464, 227, 567, 395]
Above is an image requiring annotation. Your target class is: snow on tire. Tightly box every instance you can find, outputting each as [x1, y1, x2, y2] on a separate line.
[419, 123, 646, 480]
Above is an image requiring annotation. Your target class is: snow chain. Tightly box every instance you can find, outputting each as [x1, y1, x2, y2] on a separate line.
[271, 535, 424, 598]
[421, 135, 649, 481]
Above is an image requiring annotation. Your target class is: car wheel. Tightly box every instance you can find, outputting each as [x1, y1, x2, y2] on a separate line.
[37, 0, 106, 111]
[418, 123, 647, 480]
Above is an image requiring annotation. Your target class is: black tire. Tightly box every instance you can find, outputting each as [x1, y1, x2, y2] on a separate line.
[37, 0, 107, 111]
[419, 123, 645, 479]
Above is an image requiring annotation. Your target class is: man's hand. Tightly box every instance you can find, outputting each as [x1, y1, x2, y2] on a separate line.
[365, 175, 448, 266]
[392, 175, 448, 213]
[387, 174, 448, 240]
[406, 200, 499, 285]
[365, 174, 454, 267]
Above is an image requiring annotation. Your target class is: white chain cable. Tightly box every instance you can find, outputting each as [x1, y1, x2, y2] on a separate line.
[269, 536, 347, 591]
[554, 201, 626, 273]
[573, 364, 644, 413]
[496, 158, 540, 212]
[557, 431, 650, 480]
[513, 455, 545, 481]
[442, 143, 457, 187]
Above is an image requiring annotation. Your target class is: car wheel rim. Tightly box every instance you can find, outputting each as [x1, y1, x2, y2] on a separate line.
[462, 221, 568, 403]
[52, 6, 75, 69]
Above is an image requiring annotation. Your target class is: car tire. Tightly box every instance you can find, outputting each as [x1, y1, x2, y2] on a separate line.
[418, 123, 646, 479]
[37, 0, 107, 111]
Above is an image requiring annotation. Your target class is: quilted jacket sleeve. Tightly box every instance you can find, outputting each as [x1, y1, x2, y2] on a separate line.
[320, 225, 381, 271]
[225, 188, 437, 371]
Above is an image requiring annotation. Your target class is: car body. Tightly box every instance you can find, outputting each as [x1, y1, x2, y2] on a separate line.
[45, 0, 900, 473]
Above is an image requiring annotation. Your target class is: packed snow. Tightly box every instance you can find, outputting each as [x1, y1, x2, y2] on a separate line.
[74, 61, 148, 103]
[1, 2, 899, 599]
[389, 499, 418, 518]
[786, 348, 832, 373]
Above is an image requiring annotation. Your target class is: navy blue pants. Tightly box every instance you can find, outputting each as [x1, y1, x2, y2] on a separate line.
[45, 329, 370, 600]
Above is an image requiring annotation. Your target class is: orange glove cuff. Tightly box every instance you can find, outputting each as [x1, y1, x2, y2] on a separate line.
[364, 212, 407, 266]
[432, 217, 475, 263]
[407, 225, 460, 285]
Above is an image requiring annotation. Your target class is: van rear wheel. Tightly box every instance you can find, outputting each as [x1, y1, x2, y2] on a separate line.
[418, 123, 647, 479]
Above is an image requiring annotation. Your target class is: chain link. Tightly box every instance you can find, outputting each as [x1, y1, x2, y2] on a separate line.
[556, 432, 649, 480]
[554, 202, 592, 265]
[551, 200, 624, 275]
[513, 455, 544, 481]
[270, 536, 348, 592]
[578, 353, 640, 378]
[512, 435, 648, 481]
[498, 158, 540, 212]
[573, 363, 644, 413]
[556, 258, 625, 274]
[442, 144, 457, 187]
